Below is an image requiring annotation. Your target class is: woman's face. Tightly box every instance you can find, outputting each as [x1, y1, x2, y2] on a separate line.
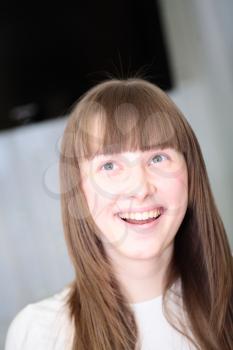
[80, 144, 188, 261]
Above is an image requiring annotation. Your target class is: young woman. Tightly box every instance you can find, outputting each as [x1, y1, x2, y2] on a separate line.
[5, 78, 233, 350]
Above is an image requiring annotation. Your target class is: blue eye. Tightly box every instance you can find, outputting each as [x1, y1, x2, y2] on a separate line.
[102, 161, 115, 171]
[151, 154, 167, 164]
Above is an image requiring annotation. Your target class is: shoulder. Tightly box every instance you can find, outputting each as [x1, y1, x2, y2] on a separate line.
[5, 285, 73, 350]
[4, 304, 32, 350]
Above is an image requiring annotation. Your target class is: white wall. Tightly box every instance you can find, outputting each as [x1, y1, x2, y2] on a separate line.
[1, 0, 233, 347]
[160, 0, 233, 244]
[0, 118, 74, 347]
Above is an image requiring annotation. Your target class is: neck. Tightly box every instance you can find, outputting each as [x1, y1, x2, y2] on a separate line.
[108, 244, 174, 304]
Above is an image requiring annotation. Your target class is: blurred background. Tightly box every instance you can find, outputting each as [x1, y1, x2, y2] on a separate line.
[1, 0, 233, 347]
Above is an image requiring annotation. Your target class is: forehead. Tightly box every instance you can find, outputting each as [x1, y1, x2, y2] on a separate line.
[76, 103, 183, 166]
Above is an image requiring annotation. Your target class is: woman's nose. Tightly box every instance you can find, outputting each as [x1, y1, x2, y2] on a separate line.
[127, 165, 157, 200]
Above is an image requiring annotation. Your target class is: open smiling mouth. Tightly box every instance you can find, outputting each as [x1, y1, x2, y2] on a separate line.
[120, 214, 162, 225]
[116, 207, 164, 226]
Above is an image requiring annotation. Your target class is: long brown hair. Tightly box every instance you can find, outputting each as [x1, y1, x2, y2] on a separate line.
[59, 78, 233, 349]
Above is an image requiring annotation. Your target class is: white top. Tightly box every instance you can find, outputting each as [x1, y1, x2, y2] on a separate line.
[5, 280, 196, 350]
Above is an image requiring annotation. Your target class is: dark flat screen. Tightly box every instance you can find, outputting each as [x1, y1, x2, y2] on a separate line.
[0, 0, 173, 131]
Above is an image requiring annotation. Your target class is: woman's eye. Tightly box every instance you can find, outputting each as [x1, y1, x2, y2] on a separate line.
[101, 161, 116, 171]
[151, 154, 167, 164]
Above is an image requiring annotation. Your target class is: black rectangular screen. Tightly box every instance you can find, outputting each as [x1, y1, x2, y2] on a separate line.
[0, 0, 173, 131]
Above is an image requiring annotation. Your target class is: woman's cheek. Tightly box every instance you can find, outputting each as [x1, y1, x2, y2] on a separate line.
[162, 173, 188, 212]
[93, 172, 131, 195]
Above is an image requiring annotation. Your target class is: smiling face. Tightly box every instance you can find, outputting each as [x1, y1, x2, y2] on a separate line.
[80, 145, 188, 261]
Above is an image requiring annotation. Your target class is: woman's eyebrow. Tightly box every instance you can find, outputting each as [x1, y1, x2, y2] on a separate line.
[91, 146, 171, 160]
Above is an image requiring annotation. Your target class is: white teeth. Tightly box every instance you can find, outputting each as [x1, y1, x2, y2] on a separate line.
[142, 212, 148, 220]
[118, 209, 161, 221]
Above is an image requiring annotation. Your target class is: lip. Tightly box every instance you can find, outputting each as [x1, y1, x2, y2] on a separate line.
[116, 205, 165, 215]
[116, 209, 165, 235]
